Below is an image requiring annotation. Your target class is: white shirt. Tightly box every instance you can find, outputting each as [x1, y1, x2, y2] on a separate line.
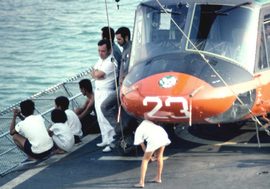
[134, 120, 171, 152]
[49, 122, 75, 152]
[94, 54, 115, 90]
[65, 109, 83, 137]
[15, 115, 53, 154]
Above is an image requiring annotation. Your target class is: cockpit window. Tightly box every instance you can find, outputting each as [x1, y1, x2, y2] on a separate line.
[129, 3, 189, 68]
[187, 4, 256, 72]
[258, 17, 270, 70]
[129, 3, 257, 74]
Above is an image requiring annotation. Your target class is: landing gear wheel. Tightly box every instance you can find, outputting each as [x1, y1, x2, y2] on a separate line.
[115, 134, 137, 156]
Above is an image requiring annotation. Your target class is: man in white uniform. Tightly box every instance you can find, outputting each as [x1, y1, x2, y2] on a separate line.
[90, 39, 116, 152]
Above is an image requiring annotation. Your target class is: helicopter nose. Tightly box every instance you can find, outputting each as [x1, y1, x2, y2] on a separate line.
[121, 72, 236, 123]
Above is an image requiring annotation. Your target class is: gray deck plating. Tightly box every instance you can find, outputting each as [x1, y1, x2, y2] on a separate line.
[1, 123, 270, 189]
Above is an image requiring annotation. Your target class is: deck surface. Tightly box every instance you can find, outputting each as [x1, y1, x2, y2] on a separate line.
[1, 122, 270, 189]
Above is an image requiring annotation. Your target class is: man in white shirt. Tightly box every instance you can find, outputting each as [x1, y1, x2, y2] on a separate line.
[90, 39, 116, 152]
[9, 100, 54, 160]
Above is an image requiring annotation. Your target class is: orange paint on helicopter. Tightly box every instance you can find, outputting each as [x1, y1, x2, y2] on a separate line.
[121, 72, 237, 123]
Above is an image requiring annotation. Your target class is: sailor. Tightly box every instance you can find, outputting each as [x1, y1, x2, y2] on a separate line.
[100, 27, 135, 147]
[90, 39, 116, 152]
[101, 26, 122, 66]
[115, 26, 132, 85]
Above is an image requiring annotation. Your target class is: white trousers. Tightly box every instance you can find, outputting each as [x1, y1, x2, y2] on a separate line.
[94, 89, 115, 145]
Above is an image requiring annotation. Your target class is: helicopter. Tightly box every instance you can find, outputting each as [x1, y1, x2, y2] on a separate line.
[120, 0, 270, 131]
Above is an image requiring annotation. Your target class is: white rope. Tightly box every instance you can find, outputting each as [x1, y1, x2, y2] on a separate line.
[104, 0, 125, 142]
[255, 121, 261, 148]
[104, 0, 121, 109]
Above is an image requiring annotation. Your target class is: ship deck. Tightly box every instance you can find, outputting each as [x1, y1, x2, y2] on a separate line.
[1, 122, 270, 189]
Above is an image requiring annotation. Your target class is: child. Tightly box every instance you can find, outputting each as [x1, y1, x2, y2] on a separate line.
[55, 96, 83, 143]
[133, 120, 171, 188]
[49, 109, 75, 153]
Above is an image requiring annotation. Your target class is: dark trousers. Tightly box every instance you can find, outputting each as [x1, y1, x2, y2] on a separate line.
[101, 92, 118, 128]
[81, 114, 100, 136]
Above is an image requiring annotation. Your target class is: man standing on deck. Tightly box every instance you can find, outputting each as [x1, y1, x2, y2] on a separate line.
[100, 27, 135, 148]
[90, 39, 116, 152]
[101, 26, 122, 66]
[115, 26, 132, 84]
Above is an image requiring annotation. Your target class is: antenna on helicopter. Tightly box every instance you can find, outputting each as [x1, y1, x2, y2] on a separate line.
[115, 0, 120, 10]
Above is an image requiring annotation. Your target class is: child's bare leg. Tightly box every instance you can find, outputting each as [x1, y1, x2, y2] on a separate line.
[135, 151, 153, 187]
[154, 146, 165, 183]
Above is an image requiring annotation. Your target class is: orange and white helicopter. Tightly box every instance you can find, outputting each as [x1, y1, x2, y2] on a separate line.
[120, 0, 270, 131]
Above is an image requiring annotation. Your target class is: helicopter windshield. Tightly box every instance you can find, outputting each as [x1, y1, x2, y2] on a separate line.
[187, 4, 257, 72]
[130, 2, 257, 73]
[129, 3, 189, 68]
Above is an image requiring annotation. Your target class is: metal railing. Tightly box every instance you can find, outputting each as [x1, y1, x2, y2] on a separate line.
[0, 69, 92, 176]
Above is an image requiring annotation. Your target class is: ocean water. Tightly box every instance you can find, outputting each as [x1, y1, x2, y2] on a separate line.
[0, 0, 141, 110]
